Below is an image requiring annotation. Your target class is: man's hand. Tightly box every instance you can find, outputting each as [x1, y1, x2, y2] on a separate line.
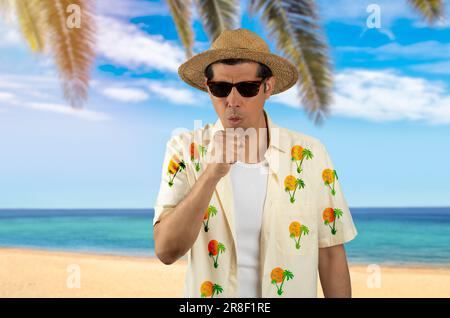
[206, 130, 244, 179]
[318, 244, 352, 297]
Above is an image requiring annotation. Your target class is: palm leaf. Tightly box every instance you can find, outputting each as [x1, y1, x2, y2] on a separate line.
[42, 0, 96, 108]
[194, 0, 240, 41]
[303, 148, 313, 159]
[213, 284, 223, 294]
[283, 270, 294, 280]
[167, 0, 195, 58]
[249, 0, 332, 124]
[333, 169, 338, 180]
[407, 0, 444, 24]
[208, 205, 218, 216]
[14, 0, 46, 52]
[199, 145, 207, 156]
[301, 225, 309, 234]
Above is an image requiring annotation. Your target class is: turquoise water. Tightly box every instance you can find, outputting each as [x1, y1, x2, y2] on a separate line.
[345, 207, 450, 266]
[0, 209, 154, 257]
[0, 208, 449, 266]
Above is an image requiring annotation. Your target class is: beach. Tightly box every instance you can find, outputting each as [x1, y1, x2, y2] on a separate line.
[1, 247, 449, 298]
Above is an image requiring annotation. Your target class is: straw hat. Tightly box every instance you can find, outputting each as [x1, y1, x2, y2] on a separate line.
[178, 28, 298, 95]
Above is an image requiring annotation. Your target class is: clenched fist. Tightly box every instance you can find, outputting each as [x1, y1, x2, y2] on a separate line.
[205, 130, 244, 179]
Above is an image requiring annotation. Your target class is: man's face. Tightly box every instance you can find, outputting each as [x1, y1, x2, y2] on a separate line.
[205, 62, 276, 130]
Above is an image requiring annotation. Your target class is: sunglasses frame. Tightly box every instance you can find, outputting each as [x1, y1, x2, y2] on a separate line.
[206, 78, 268, 98]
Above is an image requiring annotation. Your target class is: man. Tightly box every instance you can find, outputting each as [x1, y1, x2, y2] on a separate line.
[153, 28, 357, 298]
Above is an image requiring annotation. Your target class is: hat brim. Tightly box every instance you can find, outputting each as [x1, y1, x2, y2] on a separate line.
[178, 48, 299, 95]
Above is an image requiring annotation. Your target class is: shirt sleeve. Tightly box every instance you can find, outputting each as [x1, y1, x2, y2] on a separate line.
[153, 136, 191, 227]
[316, 142, 358, 248]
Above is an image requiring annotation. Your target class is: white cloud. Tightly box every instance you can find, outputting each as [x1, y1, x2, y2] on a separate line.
[0, 91, 16, 102]
[26, 102, 111, 122]
[96, 15, 186, 72]
[146, 80, 205, 106]
[0, 28, 22, 47]
[101, 87, 149, 102]
[96, 0, 170, 18]
[0, 19, 24, 47]
[338, 41, 450, 60]
[273, 69, 450, 125]
[410, 61, 450, 74]
[0, 74, 58, 89]
[0, 74, 111, 121]
[318, 0, 422, 26]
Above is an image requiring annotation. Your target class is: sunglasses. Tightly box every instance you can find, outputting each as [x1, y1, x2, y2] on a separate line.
[206, 78, 267, 98]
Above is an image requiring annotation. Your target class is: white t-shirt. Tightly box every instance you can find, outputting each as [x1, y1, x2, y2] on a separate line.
[229, 159, 269, 298]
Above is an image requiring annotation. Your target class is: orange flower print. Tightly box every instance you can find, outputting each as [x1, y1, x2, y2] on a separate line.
[289, 221, 309, 250]
[323, 207, 343, 235]
[200, 281, 223, 298]
[322, 168, 338, 196]
[208, 240, 226, 268]
[271, 267, 294, 296]
[284, 175, 305, 203]
[190, 142, 206, 172]
[291, 145, 313, 173]
[167, 154, 186, 187]
[202, 205, 217, 232]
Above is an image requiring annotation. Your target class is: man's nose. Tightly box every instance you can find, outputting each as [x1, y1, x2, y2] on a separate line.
[226, 86, 241, 108]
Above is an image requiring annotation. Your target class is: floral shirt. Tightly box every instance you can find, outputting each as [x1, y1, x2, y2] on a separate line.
[153, 110, 358, 298]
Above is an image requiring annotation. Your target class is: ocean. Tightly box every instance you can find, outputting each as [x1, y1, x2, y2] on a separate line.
[0, 207, 449, 267]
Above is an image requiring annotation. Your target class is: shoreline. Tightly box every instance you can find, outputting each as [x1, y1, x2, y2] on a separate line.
[1, 247, 449, 297]
[1, 246, 448, 271]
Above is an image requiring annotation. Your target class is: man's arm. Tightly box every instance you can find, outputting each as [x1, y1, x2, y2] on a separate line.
[318, 244, 352, 297]
[154, 165, 222, 265]
[154, 130, 240, 265]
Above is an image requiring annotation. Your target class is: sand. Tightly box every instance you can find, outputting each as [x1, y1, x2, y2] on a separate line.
[1, 248, 449, 297]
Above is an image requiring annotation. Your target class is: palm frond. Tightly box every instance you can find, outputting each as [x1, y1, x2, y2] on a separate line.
[303, 148, 313, 159]
[42, 0, 96, 108]
[408, 0, 445, 24]
[194, 0, 240, 41]
[167, 0, 195, 58]
[208, 205, 217, 216]
[301, 225, 309, 234]
[14, 0, 46, 52]
[213, 284, 223, 294]
[334, 208, 343, 218]
[249, 0, 333, 124]
[283, 270, 294, 280]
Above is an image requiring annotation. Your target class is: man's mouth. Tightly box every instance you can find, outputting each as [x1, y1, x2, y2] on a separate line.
[227, 116, 242, 125]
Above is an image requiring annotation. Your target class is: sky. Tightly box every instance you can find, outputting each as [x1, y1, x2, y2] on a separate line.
[0, 0, 449, 209]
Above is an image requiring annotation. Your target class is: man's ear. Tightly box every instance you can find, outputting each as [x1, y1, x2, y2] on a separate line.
[264, 76, 275, 98]
[204, 76, 210, 93]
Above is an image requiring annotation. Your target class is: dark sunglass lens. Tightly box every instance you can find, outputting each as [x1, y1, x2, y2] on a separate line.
[237, 82, 260, 97]
[210, 83, 231, 97]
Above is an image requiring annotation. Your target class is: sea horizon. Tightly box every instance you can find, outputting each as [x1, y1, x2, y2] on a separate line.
[1, 207, 449, 268]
